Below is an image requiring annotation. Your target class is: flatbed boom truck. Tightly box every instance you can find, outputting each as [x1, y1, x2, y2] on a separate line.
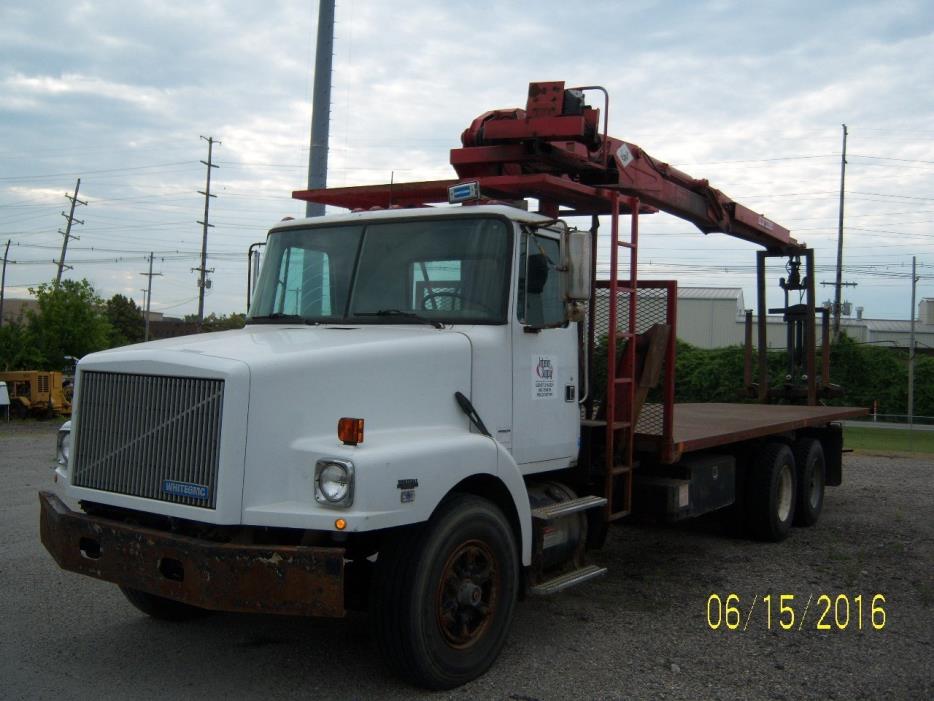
[40, 81, 866, 689]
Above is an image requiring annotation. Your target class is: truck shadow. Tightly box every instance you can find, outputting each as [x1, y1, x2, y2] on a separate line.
[51, 609, 428, 698]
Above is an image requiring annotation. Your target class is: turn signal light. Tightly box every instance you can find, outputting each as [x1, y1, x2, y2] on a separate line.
[338, 417, 364, 446]
[335, 518, 347, 530]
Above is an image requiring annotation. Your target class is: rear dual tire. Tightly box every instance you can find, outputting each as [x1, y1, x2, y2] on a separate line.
[747, 443, 797, 542]
[792, 438, 825, 527]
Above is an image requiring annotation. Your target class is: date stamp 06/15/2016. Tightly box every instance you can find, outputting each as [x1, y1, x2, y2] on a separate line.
[706, 593, 888, 632]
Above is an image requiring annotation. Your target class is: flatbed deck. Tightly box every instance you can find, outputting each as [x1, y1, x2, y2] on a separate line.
[637, 403, 868, 458]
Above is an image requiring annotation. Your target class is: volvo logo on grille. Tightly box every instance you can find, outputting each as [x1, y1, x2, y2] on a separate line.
[162, 480, 210, 501]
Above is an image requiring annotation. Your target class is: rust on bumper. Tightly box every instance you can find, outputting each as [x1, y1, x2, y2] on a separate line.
[39, 490, 345, 617]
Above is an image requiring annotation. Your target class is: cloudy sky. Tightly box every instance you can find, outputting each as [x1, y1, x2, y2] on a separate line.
[2, 0, 932, 322]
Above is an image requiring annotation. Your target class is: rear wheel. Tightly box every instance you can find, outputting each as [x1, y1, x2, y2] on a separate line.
[747, 443, 797, 542]
[370, 494, 518, 690]
[119, 586, 210, 621]
[792, 438, 825, 527]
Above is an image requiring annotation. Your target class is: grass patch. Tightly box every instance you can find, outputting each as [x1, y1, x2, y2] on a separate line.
[844, 425, 934, 454]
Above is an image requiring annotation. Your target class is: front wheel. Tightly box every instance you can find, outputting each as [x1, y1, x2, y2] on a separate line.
[119, 586, 210, 621]
[370, 494, 519, 690]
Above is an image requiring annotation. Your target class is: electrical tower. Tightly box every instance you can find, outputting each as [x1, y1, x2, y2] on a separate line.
[140, 251, 163, 342]
[55, 178, 87, 284]
[194, 136, 219, 329]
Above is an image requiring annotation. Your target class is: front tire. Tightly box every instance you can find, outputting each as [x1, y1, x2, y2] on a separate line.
[747, 443, 797, 542]
[119, 586, 210, 621]
[370, 494, 519, 690]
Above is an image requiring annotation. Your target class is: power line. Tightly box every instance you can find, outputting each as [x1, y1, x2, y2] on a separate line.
[849, 154, 934, 165]
[0, 161, 194, 182]
[849, 191, 934, 202]
[671, 154, 837, 167]
[12, 242, 207, 255]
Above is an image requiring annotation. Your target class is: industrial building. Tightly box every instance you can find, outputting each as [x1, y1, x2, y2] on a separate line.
[676, 288, 934, 351]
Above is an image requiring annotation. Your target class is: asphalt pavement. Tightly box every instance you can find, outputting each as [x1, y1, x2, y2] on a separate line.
[1, 420, 931, 700]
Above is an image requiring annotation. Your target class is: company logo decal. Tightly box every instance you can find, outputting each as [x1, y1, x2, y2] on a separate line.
[162, 480, 210, 501]
[532, 354, 557, 400]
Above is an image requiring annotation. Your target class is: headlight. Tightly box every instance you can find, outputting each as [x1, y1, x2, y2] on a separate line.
[56, 425, 71, 468]
[314, 459, 354, 507]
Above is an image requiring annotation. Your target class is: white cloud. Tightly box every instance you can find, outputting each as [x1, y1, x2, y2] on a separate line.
[0, 0, 931, 319]
[4, 72, 174, 114]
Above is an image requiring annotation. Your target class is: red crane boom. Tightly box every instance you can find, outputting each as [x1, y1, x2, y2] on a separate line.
[295, 80, 800, 253]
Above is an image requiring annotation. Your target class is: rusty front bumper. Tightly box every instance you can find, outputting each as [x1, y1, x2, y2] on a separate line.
[39, 491, 345, 617]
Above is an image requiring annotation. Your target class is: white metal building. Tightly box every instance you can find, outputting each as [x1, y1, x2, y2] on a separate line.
[673, 289, 934, 351]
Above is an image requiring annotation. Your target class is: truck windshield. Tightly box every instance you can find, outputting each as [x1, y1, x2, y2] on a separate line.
[247, 217, 511, 325]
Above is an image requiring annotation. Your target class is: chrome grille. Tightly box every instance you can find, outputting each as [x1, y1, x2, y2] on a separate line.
[72, 371, 224, 509]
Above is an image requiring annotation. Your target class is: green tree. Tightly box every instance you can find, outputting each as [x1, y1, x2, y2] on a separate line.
[183, 312, 247, 332]
[26, 279, 112, 369]
[914, 355, 934, 419]
[105, 294, 145, 346]
[828, 333, 905, 413]
[592, 332, 921, 412]
[0, 319, 42, 370]
[206, 312, 246, 331]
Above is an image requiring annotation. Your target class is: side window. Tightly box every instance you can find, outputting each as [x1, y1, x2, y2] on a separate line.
[517, 232, 564, 327]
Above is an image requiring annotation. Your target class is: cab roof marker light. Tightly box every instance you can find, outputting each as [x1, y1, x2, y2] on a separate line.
[448, 181, 480, 204]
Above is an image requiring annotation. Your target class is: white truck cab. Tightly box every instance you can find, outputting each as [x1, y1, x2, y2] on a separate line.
[42, 203, 598, 690]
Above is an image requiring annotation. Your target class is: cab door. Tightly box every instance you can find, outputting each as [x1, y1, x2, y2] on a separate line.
[510, 227, 580, 467]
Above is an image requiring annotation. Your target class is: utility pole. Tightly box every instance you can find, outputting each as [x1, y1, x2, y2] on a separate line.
[194, 136, 219, 330]
[306, 0, 335, 218]
[908, 256, 918, 427]
[832, 124, 848, 339]
[0, 239, 9, 327]
[55, 178, 87, 284]
[820, 279, 857, 331]
[140, 252, 163, 342]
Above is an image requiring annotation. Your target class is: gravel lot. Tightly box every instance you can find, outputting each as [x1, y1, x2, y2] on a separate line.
[1, 420, 931, 700]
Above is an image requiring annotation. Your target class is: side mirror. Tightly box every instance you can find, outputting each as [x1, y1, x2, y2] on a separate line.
[247, 241, 266, 311]
[562, 229, 592, 302]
